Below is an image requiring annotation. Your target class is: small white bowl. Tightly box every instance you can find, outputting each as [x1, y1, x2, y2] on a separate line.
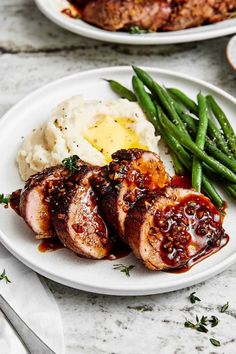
[226, 35, 236, 71]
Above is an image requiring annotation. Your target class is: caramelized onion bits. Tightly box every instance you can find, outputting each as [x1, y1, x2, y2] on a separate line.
[155, 194, 224, 268]
[51, 165, 112, 259]
[125, 187, 227, 271]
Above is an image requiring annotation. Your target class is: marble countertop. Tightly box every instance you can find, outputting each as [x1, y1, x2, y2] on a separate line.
[1, 1, 236, 353]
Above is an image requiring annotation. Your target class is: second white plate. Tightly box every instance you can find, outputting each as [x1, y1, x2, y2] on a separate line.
[35, 0, 236, 45]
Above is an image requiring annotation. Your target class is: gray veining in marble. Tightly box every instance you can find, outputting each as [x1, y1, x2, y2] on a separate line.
[1, 1, 236, 353]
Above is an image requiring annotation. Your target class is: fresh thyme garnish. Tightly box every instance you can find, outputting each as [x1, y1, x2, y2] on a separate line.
[210, 338, 221, 347]
[62, 155, 79, 173]
[0, 193, 10, 206]
[0, 269, 11, 284]
[189, 292, 201, 304]
[129, 26, 152, 34]
[199, 315, 208, 326]
[220, 302, 229, 313]
[184, 315, 208, 333]
[209, 315, 219, 327]
[185, 294, 229, 345]
[113, 264, 135, 277]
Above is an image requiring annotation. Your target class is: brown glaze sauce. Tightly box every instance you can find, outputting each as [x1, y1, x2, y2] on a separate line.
[166, 234, 229, 273]
[105, 240, 131, 260]
[38, 236, 131, 260]
[9, 189, 21, 215]
[171, 175, 192, 189]
[38, 238, 64, 253]
[38, 173, 229, 269]
[61, 1, 84, 19]
[161, 176, 229, 272]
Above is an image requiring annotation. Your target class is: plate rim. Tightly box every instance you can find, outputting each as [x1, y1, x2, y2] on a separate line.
[34, 0, 236, 45]
[1, 65, 236, 296]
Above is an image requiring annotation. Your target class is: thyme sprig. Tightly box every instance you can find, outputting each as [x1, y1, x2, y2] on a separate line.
[0, 269, 11, 284]
[184, 315, 208, 333]
[62, 155, 80, 173]
[209, 315, 219, 327]
[129, 26, 152, 34]
[210, 338, 221, 347]
[0, 194, 10, 206]
[189, 292, 201, 304]
[185, 293, 229, 346]
[220, 302, 229, 313]
[113, 264, 135, 277]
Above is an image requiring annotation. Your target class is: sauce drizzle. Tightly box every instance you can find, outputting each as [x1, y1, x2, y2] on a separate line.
[166, 234, 229, 273]
[38, 174, 229, 271]
[38, 238, 64, 253]
[105, 240, 131, 260]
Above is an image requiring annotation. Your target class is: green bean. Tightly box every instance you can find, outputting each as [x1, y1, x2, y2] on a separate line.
[202, 162, 236, 200]
[158, 112, 236, 183]
[159, 98, 236, 199]
[208, 119, 232, 156]
[202, 175, 224, 209]
[180, 112, 198, 132]
[155, 106, 192, 170]
[179, 112, 236, 172]
[132, 66, 190, 137]
[132, 76, 192, 170]
[167, 88, 199, 115]
[132, 76, 158, 127]
[105, 79, 137, 102]
[132, 65, 153, 88]
[169, 150, 185, 176]
[207, 95, 236, 158]
[171, 99, 187, 116]
[171, 152, 224, 207]
[205, 139, 236, 172]
[131, 72, 226, 206]
[155, 106, 225, 207]
[192, 93, 208, 192]
[224, 185, 236, 199]
[168, 88, 232, 155]
[171, 110, 236, 201]
[227, 183, 236, 195]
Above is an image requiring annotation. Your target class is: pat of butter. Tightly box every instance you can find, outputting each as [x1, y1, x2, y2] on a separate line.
[84, 115, 147, 162]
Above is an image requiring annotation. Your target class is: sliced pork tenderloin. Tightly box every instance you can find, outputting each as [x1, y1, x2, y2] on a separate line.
[18, 166, 72, 239]
[83, 0, 171, 32]
[125, 187, 227, 270]
[51, 164, 112, 259]
[91, 149, 171, 242]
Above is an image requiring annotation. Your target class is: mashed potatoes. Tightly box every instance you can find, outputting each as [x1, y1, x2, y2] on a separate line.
[17, 97, 160, 180]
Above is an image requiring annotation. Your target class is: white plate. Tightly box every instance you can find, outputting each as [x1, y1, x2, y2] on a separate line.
[0, 66, 236, 296]
[34, 0, 236, 45]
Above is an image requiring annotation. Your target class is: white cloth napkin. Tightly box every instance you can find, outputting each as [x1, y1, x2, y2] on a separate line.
[0, 244, 65, 354]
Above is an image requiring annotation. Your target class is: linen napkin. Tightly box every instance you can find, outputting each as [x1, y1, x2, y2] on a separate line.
[0, 244, 65, 354]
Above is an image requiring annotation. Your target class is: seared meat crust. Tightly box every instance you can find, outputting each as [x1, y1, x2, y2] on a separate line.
[163, 0, 236, 31]
[51, 165, 112, 259]
[92, 149, 171, 242]
[10, 148, 228, 268]
[80, 0, 236, 32]
[83, 0, 171, 31]
[19, 166, 70, 239]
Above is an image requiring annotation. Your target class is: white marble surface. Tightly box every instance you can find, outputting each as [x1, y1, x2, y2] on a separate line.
[1, 1, 236, 353]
